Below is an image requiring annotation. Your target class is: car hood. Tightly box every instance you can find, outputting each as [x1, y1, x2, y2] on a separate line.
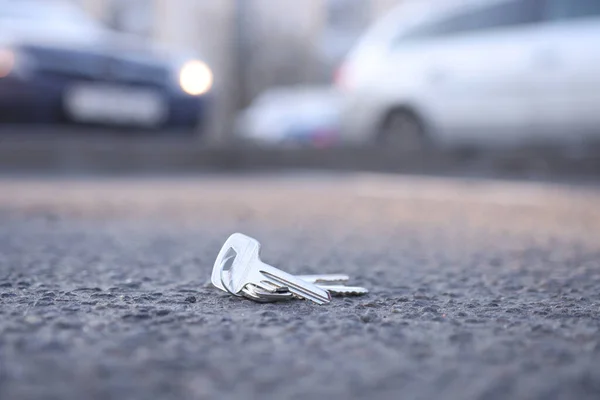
[0, 24, 178, 66]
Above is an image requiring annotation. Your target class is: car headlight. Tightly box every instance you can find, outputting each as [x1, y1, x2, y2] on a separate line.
[0, 48, 15, 78]
[179, 60, 213, 96]
[0, 47, 36, 80]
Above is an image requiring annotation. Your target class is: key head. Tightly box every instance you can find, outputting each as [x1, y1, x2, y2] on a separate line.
[211, 233, 261, 294]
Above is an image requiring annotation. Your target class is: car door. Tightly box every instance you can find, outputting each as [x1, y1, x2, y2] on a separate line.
[418, 0, 544, 146]
[531, 0, 600, 143]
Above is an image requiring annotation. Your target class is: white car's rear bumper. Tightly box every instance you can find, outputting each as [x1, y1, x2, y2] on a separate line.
[338, 92, 383, 145]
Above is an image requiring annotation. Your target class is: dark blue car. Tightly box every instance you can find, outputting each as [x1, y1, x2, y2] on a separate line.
[0, 0, 214, 132]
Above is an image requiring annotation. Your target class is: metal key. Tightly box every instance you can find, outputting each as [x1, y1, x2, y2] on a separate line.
[242, 274, 368, 302]
[245, 284, 369, 301]
[223, 272, 349, 291]
[295, 274, 349, 284]
[318, 285, 369, 297]
[240, 274, 348, 302]
[212, 233, 332, 305]
[242, 283, 293, 303]
[239, 274, 347, 302]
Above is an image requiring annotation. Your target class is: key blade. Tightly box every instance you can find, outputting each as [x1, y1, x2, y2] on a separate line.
[297, 274, 350, 284]
[319, 285, 369, 296]
[259, 284, 368, 300]
[260, 269, 332, 305]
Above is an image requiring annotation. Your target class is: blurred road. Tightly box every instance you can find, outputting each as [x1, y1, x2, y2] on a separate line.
[1, 173, 599, 400]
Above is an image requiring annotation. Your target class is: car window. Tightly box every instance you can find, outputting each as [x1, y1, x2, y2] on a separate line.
[398, 0, 542, 41]
[544, 0, 600, 21]
[468, 0, 543, 30]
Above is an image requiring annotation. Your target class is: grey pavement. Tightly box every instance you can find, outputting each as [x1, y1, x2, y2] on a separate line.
[0, 173, 599, 400]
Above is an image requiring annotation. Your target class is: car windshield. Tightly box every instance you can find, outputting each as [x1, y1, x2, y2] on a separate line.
[0, 0, 103, 32]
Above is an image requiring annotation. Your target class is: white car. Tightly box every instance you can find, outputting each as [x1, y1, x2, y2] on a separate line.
[235, 86, 342, 147]
[337, 0, 600, 150]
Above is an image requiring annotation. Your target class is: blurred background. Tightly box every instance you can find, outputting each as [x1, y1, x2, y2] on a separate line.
[0, 0, 599, 173]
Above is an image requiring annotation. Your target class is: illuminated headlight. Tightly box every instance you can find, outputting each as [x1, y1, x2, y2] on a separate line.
[179, 60, 213, 96]
[0, 47, 35, 80]
[0, 48, 15, 78]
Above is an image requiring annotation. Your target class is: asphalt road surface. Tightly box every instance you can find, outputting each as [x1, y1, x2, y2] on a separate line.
[1, 173, 599, 400]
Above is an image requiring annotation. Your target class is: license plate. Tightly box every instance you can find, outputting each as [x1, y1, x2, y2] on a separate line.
[64, 84, 167, 127]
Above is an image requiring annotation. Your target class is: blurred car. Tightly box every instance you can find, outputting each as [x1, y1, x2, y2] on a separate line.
[0, 0, 214, 131]
[235, 87, 341, 147]
[336, 0, 600, 150]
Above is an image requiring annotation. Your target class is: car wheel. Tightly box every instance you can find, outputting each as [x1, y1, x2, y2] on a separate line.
[377, 109, 429, 152]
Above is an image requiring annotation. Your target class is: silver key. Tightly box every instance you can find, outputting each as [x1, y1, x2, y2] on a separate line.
[318, 285, 369, 297]
[242, 274, 368, 302]
[212, 233, 332, 305]
[296, 274, 349, 284]
[246, 284, 369, 301]
[241, 274, 348, 302]
[242, 283, 293, 303]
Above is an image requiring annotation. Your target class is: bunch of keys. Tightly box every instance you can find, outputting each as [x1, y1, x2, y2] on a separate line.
[211, 233, 368, 304]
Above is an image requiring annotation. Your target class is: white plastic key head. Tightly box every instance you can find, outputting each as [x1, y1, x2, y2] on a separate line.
[211, 233, 261, 294]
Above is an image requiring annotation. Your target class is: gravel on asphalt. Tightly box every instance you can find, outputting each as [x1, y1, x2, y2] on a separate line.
[0, 174, 599, 400]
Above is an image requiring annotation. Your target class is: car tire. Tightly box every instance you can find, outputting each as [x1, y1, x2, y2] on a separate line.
[377, 108, 429, 152]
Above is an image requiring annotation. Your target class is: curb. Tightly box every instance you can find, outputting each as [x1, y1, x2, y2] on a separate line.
[0, 134, 599, 180]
